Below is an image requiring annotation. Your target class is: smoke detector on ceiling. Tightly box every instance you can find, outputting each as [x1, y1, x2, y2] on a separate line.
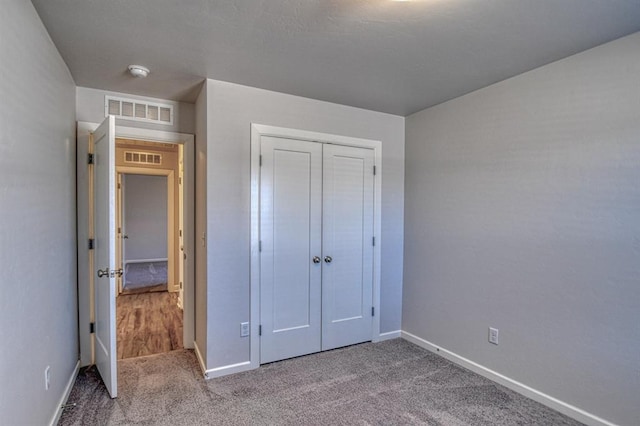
[128, 65, 149, 78]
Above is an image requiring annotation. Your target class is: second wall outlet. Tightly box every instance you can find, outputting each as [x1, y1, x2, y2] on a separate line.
[489, 327, 499, 345]
[240, 322, 250, 337]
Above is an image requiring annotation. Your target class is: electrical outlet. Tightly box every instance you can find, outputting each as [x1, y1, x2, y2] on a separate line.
[489, 327, 499, 345]
[240, 322, 250, 337]
[44, 366, 51, 390]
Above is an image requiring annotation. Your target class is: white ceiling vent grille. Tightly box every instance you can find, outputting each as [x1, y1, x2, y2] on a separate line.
[105, 96, 173, 125]
[124, 151, 162, 165]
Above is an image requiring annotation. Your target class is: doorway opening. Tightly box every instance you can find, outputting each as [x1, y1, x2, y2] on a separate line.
[115, 138, 184, 359]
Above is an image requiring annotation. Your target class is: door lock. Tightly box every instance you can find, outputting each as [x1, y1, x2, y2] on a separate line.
[97, 268, 123, 278]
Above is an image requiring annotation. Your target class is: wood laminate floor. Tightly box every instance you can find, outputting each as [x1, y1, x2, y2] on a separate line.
[116, 291, 183, 360]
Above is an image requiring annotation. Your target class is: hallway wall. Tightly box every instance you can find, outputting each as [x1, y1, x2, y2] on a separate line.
[123, 174, 168, 262]
[0, 1, 77, 424]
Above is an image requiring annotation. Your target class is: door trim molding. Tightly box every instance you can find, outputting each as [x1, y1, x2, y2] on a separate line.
[77, 121, 195, 367]
[250, 123, 383, 371]
[117, 167, 176, 294]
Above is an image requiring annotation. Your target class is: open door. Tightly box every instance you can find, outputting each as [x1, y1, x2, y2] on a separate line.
[93, 115, 118, 398]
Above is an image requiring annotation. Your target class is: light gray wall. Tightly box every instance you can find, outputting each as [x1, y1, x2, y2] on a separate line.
[76, 86, 195, 134]
[403, 32, 640, 426]
[123, 174, 167, 261]
[202, 79, 405, 369]
[0, 1, 77, 425]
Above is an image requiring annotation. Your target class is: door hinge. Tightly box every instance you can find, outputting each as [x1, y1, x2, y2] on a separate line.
[88, 153, 94, 164]
[179, 281, 183, 289]
[373, 165, 376, 175]
[259, 325, 262, 336]
[259, 155, 263, 167]
[89, 322, 95, 333]
[372, 236, 375, 246]
[88, 239, 95, 250]
[259, 241, 262, 252]
[179, 177, 182, 185]
[371, 307, 375, 317]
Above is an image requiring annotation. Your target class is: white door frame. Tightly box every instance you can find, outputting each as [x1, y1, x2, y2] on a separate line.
[250, 123, 382, 371]
[119, 168, 176, 293]
[77, 121, 195, 367]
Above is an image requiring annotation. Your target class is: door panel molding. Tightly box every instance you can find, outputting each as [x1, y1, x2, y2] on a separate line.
[250, 124, 382, 370]
[259, 137, 323, 363]
[321, 144, 375, 351]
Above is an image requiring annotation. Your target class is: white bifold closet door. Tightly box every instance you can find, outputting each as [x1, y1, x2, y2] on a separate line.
[260, 136, 374, 364]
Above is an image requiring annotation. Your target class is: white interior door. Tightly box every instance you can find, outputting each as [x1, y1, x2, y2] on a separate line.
[93, 115, 118, 398]
[260, 136, 322, 363]
[322, 145, 374, 350]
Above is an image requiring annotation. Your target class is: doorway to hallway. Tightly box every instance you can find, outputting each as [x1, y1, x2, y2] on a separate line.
[114, 138, 185, 360]
[77, 118, 195, 398]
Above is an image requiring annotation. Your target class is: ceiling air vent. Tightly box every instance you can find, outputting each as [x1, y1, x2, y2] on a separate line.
[105, 96, 173, 125]
[124, 151, 162, 165]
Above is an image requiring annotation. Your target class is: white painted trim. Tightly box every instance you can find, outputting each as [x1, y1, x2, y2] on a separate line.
[48, 361, 80, 426]
[124, 258, 169, 264]
[250, 123, 383, 368]
[194, 341, 207, 377]
[203, 361, 254, 380]
[401, 331, 618, 426]
[76, 121, 196, 365]
[251, 123, 381, 148]
[195, 339, 253, 379]
[117, 165, 178, 293]
[377, 330, 402, 341]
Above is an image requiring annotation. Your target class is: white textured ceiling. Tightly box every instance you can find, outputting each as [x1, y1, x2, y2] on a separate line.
[32, 0, 640, 116]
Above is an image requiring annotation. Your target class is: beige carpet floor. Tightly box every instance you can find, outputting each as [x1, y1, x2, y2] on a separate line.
[58, 339, 583, 425]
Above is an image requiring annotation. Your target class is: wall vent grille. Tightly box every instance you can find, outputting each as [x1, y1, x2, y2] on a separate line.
[105, 96, 173, 125]
[124, 151, 162, 165]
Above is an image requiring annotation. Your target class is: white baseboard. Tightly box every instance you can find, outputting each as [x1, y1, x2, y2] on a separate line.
[193, 342, 254, 379]
[377, 330, 401, 341]
[49, 360, 80, 426]
[194, 341, 207, 377]
[203, 361, 253, 379]
[401, 331, 617, 426]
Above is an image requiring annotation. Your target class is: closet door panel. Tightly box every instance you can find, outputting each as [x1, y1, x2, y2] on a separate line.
[322, 144, 374, 350]
[260, 136, 322, 363]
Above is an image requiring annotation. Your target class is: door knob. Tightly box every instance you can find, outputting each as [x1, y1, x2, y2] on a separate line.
[324, 256, 332, 264]
[123, 234, 129, 239]
[97, 268, 123, 278]
[312, 256, 321, 264]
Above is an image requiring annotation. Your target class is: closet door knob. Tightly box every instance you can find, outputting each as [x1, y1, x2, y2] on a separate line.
[312, 256, 321, 264]
[324, 256, 332, 264]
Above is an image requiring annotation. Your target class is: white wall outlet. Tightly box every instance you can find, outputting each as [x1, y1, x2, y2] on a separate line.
[240, 322, 250, 337]
[44, 366, 51, 390]
[489, 327, 499, 345]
